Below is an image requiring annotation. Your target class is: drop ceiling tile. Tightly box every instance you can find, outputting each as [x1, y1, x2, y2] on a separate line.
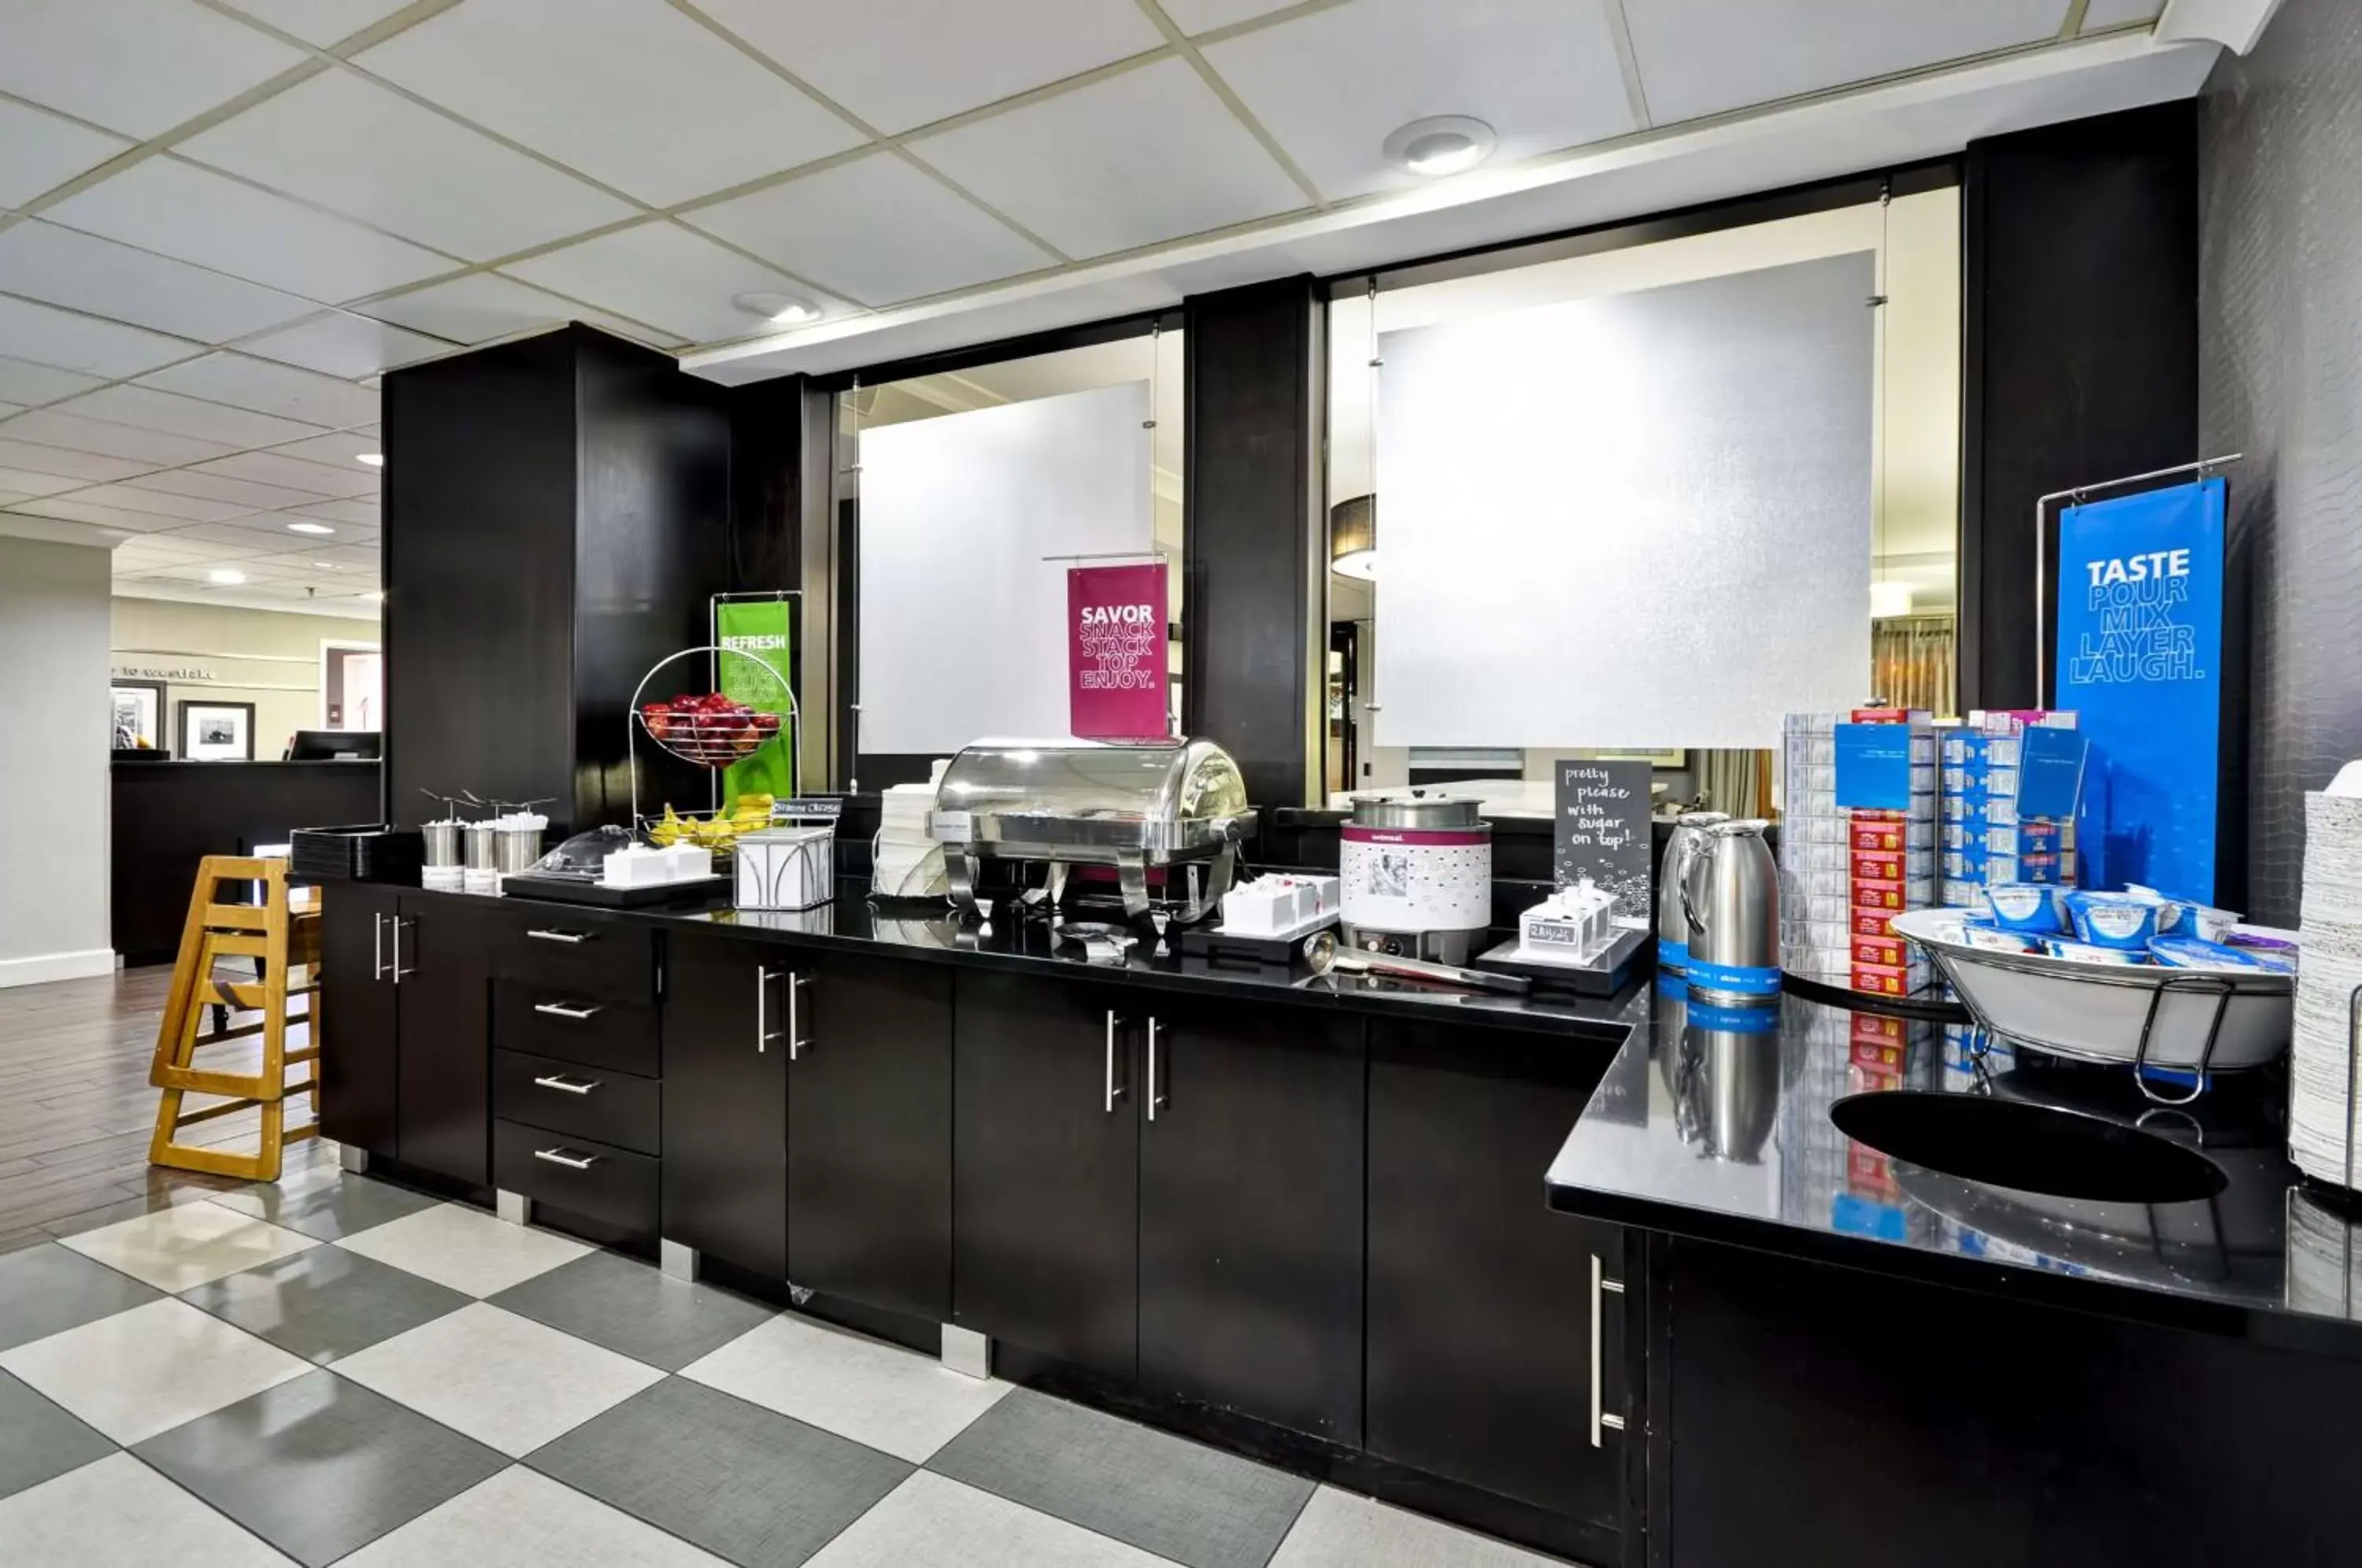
[0, 408, 235, 465]
[0, 401, 22, 420]
[1204, 0, 1635, 200]
[2082, 0, 2164, 27]
[239, 312, 455, 379]
[0, 435, 150, 482]
[265, 430, 384, 470]
[0, 294, 199, 378]
[192, 450, 377, 497]
[1623, 0, 2071, 125]
[0, 0, 308, 139]
[137, 353, 378, 429]
[180, 68, 639, 261]
[503, 222, 833, 344]
[53, 384, 324, 447]
[0, 221, 318, 342]
[280, 496, 378, 528]
[305, 542, 381, 568]
[161, 520, 313, 552]
[214, 0, 416, 46]
[123, 469, 324, 510]
[357, 0, 863, 206]
[357, 273, 681, 347]
[0, 355, 105, 406]
[9, 496, 188, 531]
[0, 464, 87, 497]
[122, 531, 275, 559]
[696, 0, 1164, 135]
[1157, 0, 1302, 32]
[909, 58, 1308, 259]
[54, 483, 256, 523]
[47, 157, 457, 303]
[686, 153, 1054, 306]
[0, 492, 30, 508]
[0, 98, 132, 209]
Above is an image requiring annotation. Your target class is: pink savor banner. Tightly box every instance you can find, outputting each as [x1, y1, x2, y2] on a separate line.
[1067, 561, 1171, 740]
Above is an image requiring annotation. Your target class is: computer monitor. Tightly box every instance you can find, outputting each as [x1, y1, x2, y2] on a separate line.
[287, 730, 381, 761]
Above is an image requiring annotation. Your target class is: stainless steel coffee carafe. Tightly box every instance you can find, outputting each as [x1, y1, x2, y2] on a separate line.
[1681, 819, 1780, 1006]
[1656, 812, 1729, 971]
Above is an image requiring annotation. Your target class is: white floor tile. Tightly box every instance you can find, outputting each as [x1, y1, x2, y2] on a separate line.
[0, 1453, 291, 1565]
[805, 1470, 1167, 1568]
[335, 1201, 589, 1296]
[57, 1198, 318, 1291]
[340, 1465, 727, 1566]
[331, 1303, 664, 1457]
[1268, 1486, 1570, 1568]
[0, 1296, 309, 1444]
[680, 1312, 1011, 1463]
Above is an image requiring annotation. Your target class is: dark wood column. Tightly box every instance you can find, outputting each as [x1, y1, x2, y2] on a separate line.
[1961, 101, 2198, 711]
[1183, 276, 1324, 810]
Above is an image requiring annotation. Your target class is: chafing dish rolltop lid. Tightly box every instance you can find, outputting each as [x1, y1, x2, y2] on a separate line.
[927, 736, 1256, 923]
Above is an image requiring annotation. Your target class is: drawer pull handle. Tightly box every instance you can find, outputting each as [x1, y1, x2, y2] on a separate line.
[1590, 1253, 1627, 1448]
[533, 1147, 598, 1170]
[532, 1001, 602, 1021]
[532, 1074, 598, 1095]
[527, 929, 590, 945]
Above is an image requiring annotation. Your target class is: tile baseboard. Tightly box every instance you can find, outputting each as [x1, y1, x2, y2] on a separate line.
[0, 949, 117, 989]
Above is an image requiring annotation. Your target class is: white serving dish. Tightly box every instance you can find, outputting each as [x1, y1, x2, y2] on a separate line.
[1890, 908, 2293, 1074]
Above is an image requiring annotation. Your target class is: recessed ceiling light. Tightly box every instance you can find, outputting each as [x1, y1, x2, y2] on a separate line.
[311, 561, 340, 570]
[354, 453, 385, 468]
[1383, 116, 1497, 178]
[733, 290, 820, 325]
[286, 520, 335, 535]
[208, 568, 247, 586]
[363, 590, 386, 602]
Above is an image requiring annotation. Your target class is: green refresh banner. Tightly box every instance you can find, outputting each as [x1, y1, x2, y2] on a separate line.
[715, 597, 797, 804]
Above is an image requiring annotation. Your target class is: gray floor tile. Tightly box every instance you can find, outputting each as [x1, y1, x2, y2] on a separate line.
[0, 1239, 161, 1352]
[531, 1376, 913, 1568]
[209, 1171, 443, 1241]
[135, 1367, 507, 1567]
[0, 1369, 114, 1501]
[928, 1389, 1316, 1568]
[488, 1249, 776, 1371]
[179, 1244, 471, 1364]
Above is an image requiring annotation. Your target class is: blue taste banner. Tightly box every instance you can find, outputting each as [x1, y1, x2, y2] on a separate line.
[2053, 477, 2225, 900]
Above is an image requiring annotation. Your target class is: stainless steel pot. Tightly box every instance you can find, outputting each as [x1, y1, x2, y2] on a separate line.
[1657, 812, 1730, 971]
[1339, 793, 1493, 964]
[1683, 819, 1780, 1006]
[462, 820, 500, 872]
[421, 821, 462, 869]
[494, 824, 543, 875]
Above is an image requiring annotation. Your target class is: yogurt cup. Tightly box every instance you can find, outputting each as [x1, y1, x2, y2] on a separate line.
[2149, 934, 2265, 971]
[2045, 935, 2150, 967]
[2067, 892, 2160, 951]
[1985, 883, 2069, 934]
[1961, 919, 2044, 955]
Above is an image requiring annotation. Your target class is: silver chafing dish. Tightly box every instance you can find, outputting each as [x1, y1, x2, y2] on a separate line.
[928, 737, 1255, 923]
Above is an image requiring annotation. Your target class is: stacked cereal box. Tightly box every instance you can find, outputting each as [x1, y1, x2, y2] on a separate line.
[1938, 710, 2079, 909]
[1841, 708, 1938, 998]
[1778, 712, 1849, 979]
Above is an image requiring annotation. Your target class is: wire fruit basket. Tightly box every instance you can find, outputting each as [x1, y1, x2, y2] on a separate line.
[627, 645, 798, 842]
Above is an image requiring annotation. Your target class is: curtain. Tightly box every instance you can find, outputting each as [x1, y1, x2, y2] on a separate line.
[1695, 749, 1773, 817]
[1871, 616, 1957, 716]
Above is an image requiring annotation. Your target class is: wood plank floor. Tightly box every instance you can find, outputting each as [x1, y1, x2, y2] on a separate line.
[0, 965, 335, 1253]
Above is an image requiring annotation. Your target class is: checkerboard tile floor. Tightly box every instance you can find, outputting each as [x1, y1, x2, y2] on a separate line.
[0, 1160, 1570, 1567]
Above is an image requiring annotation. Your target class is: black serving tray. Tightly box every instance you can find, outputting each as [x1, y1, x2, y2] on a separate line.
[499, 871, 731, 909]
[1473, 926, 1654, 997]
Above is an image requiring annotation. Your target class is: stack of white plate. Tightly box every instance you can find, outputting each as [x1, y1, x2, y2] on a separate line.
[2289, 789, 2362, 1186]
[873, 760, 950, 900]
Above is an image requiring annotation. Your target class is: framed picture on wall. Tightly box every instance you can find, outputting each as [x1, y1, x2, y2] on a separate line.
[178, 700, 255, 762]
[110, 680, 165, 752]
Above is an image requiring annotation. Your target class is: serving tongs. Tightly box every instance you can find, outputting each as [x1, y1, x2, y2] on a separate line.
[1301, 931, 1529, 994]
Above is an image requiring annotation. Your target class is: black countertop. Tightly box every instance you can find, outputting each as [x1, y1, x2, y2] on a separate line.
[1547, 972, 2362, 1355]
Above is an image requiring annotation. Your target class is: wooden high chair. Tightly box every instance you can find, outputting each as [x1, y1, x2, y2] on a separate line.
[147, 856, 321, 1182]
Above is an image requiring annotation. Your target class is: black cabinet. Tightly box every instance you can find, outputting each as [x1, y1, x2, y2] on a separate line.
[953, 970, 1139, 1380]
[320, 882, 399, 1157]
[661, 926, 787, 1278]
[788, 952, 952, 1322]
[391, 897, 497, 1187]
[1137, 994, 1364, 1443]
[1366, 1018, 1627, 1528]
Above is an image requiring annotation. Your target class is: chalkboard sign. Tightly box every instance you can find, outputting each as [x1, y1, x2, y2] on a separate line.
[1554, 759, 1653, 919]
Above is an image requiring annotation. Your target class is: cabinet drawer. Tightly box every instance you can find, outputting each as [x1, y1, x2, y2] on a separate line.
[495, 982, 659, 1077]
[492, 914, 657, 1004]
[493, 1119, 657, 1234]
[492, 1049, 660, 1156]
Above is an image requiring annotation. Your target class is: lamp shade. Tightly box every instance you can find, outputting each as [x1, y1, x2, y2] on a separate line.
[1331, 494, 1376, 579]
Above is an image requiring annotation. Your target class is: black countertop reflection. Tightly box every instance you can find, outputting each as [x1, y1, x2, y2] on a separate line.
[1547, 972, 2362, 1351]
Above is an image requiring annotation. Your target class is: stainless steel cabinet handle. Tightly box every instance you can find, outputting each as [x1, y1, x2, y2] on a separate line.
[1590, 1253, 1627, 1447]
[1146, 1017, 1165, 1122]
[527, 928, 590, 945]
[757, 967, 782, 1052]
[788, 974, 809, 1060]
[391, 917, 413, 982]
[532, 1001, 602, 1021]
[1103, 1010, 1127, 1113]
[532, 1074, 598, 1095]
[532, 1147, 597, 1170]
[373, 913, 387, 981]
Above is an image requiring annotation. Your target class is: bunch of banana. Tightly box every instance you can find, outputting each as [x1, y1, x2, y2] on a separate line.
[648, 793, 776, 851]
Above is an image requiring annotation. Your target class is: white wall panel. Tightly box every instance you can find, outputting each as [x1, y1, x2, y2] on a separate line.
[858, 383, 1151, 754]
[1374, 253, 1873, 751]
